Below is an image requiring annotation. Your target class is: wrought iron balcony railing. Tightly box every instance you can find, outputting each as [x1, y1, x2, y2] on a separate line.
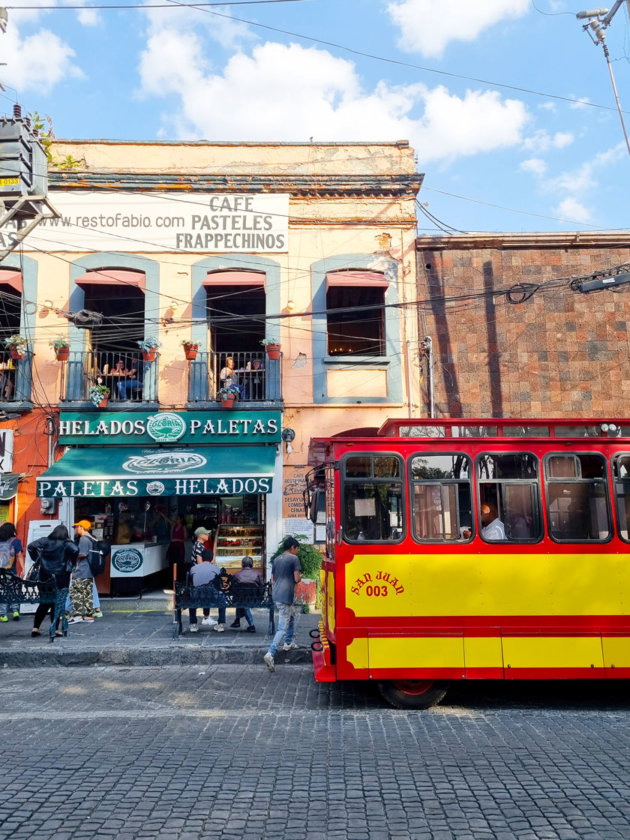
[188, 350, 282, 404]
[60, 350, 158, 405]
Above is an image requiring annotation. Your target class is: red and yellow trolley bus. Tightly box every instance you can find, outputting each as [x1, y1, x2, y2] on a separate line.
[307, 418, 630, 707]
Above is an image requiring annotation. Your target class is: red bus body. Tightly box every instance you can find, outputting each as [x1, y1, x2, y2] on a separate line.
[308, 419, 630, 697]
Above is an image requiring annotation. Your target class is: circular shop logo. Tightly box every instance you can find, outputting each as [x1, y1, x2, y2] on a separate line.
[122, 451, 207, 474]
[146, 481, 166, 496]
[112, 548, 143, 574]
[146, 413, 186, 443]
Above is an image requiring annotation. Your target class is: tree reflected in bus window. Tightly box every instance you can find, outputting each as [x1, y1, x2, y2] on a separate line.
[410, 454, 473, 542]
[544, 452, 611, 542]
[342, 455, 404, 543]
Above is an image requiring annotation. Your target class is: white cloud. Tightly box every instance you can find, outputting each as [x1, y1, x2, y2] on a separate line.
[387, 0, 530, 57]
[138, 36, 528, 161]
[2, 27, 83, 93]
[555, 197, 591, 224]
[521, 158, 547, 176]
[77, 8, 101, 26]
[569, 95, 591, 109]
[523, 129, 574, 152]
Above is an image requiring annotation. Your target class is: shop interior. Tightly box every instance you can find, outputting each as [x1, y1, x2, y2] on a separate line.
[74, 493, 266, 595]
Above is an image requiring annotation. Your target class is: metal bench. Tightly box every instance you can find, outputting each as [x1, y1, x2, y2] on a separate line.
[0, 568, 68, 643]
[173, 573, 274, 638]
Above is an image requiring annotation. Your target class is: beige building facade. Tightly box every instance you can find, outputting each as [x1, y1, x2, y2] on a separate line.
[0, 140, 422, 585]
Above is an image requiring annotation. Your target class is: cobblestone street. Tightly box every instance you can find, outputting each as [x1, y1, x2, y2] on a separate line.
[1, 666, 629, 840]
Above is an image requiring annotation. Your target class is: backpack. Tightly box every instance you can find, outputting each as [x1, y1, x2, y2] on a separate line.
[86, 535, 110, 577]
[0, 539, 15, 570]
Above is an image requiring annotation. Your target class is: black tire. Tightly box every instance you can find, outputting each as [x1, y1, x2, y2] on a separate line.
[378, 679, 448, 709]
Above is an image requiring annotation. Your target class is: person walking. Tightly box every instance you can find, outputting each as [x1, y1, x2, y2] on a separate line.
[264, 536, 301, 673]
[0, 522, 24, 622]
[28, 524, 79, 637]
[69, 520, 95, 624]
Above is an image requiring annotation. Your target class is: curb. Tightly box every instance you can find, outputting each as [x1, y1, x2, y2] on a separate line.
[0, 646, 313, 668]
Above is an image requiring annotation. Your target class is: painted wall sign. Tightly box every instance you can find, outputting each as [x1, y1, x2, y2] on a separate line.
[38, 476, 273, 499]
[59, 410, 281, 445]
[16, 192, 289, 253]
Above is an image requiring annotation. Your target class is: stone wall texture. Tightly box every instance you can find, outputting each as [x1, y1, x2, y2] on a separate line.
[417, 234, 630, 419]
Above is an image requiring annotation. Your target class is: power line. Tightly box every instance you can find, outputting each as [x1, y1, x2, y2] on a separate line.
[6, 0, 308, 7]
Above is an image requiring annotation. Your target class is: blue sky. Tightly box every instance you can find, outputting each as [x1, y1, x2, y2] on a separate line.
[4, 0, 629, 233]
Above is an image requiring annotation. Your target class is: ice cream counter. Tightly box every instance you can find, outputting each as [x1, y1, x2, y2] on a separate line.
[110, 541, 169, 592]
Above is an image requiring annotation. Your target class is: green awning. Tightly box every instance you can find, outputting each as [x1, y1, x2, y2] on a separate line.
[37, 446, 276, 498]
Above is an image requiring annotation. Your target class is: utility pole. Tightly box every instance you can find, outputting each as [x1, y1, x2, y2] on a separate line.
[576, 4, 630, 159]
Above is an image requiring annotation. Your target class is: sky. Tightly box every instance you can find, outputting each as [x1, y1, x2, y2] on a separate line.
[3, 0, 630, 233]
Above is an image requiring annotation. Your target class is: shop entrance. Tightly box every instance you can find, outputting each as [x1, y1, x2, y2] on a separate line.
[73, 492, 267, 596]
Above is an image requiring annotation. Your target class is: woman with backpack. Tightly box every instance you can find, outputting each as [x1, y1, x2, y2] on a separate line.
[0, 522, 24, 622]
[27, 524, 79, 637]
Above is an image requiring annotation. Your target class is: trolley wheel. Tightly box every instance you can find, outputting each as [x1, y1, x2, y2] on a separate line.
[377, 679, 448, 710]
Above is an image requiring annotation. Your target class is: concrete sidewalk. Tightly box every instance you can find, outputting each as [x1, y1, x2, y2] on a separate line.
[0, 591, 320, 667]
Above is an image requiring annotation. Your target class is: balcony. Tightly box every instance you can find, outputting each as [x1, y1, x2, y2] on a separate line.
[60, 350, 158, 407]
[0, 348, 33, 410]
[188, 350, 282, 405]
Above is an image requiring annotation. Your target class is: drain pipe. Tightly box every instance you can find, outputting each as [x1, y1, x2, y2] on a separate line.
[421, 336, 435, 418]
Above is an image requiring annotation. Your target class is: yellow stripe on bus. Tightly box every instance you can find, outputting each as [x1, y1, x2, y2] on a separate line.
[345, 635, 630, 672]
[345, 553, 630, 618]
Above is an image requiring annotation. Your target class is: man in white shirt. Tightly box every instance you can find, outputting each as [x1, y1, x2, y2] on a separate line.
[480, 503, 506, 541]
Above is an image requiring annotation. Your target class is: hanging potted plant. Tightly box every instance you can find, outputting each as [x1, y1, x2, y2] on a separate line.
[217, 384, 240, 409]
[181, 339, 200, 361]
[137, 337, 160, 362]
[261, 337, 281, 361]
[5, 334, 28, 360]
[89, 383, 110, 409]
[50, 336, 70, 362]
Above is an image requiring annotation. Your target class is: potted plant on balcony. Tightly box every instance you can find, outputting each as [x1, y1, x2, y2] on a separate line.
[89, 383, 110, 409]
[137, 337, 159, 362]
[50, 336, 70, 362]
[261, 337, 281, 361]
[5, 335, 28, 360]
[181, 339, 200, 361]
[217, 384, 240, 409]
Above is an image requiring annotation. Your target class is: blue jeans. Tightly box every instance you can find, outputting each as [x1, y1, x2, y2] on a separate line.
[268, 603, 297, 656]
[118, 379, 142, 399]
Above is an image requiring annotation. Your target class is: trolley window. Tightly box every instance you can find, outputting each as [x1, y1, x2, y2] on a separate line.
[544, 452, 611, 542]
[409, 453, 472, 542]
[476, 452, 542, 542]
[342, 454, 404, 543]
[612, 454, 630, 542]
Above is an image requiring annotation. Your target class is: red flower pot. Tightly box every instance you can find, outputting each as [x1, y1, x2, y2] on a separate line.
[142, 349, 157, 362]
[55, 347, 70, 362]
[265, 344, 281, 361]
[98, 398, 108, 409]
[184, 346, 198, 360]
[221, 395, 236, 409]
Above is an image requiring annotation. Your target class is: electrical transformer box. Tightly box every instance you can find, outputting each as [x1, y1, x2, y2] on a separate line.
[0, 116, 47, 197]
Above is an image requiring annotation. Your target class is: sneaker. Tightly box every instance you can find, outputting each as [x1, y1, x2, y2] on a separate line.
[12, 611, 20, 621]
[282, 642, 299, 651]
[69, 616, 83, 624]
[245, 625, 257, 633]
[0, 615, 7, 623]
[263, 652, 275, 673]
[212, 623, 225, 632]
[229, 620, 241, 629]
[202, 616, 217, 626]
[189, 624, 198, 633]
[93, 609, 103, 619]
[83, 616, 95, 623]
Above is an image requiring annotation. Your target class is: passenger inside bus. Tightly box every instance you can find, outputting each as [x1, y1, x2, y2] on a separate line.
[480, 503, 506, 541]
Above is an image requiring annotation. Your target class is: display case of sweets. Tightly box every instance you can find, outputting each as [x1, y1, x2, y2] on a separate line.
[214, 524, 263, 570]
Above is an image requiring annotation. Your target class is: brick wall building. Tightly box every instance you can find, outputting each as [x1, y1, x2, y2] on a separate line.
[416, 232, 630, 418]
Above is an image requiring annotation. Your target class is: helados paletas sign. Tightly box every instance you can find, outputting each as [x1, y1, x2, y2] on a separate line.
[58, 410, 281, 445]
[37, 445, 277, 498]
